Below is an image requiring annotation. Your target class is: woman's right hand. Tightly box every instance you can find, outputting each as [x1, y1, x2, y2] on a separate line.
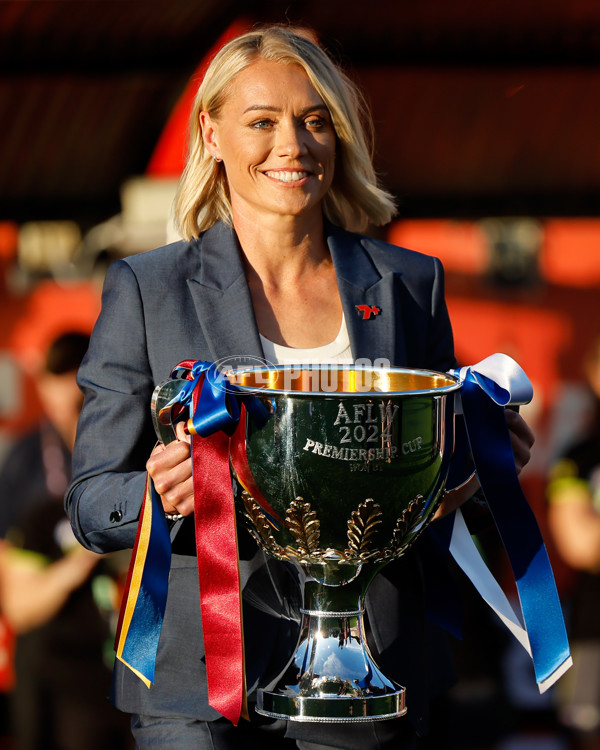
[146, 422, 194, 516]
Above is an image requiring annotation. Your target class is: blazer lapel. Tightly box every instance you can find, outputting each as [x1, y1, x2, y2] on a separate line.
[187, 220, 406, 369]
[186, 221, 264, 368]
[326, 223, 406, 366]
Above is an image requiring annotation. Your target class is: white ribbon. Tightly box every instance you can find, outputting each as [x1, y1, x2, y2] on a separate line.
[450, 509, 572, 692]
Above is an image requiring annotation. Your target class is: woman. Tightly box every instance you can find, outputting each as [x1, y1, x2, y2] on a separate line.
[65, 25, 533, 750]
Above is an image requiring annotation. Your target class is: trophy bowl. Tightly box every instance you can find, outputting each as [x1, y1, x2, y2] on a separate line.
[227, 364, 461, 723]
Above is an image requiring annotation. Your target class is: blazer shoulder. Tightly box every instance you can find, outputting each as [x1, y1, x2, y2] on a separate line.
[360, 234, 442, 274]
[118, 238, 202, 278]
[327, 222, 442, 275]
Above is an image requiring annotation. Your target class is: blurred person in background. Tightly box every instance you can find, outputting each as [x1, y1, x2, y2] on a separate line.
[548, 333, 600, 750]
[0, 332, 133, 750]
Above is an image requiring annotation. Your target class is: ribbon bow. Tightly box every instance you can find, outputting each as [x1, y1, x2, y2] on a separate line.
[166, 360, 241, 438]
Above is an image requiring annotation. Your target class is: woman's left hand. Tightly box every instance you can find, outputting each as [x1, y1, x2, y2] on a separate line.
[436, 407, 535, 518]
[505, 408, 535, 474]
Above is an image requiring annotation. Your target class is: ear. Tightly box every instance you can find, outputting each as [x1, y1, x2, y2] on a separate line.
[200, 111, 221, 161]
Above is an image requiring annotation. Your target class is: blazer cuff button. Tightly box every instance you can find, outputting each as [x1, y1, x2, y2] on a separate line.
[110, 510, 123, 523]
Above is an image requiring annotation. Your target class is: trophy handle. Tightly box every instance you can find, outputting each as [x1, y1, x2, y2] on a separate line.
[150, 378, 188, 445]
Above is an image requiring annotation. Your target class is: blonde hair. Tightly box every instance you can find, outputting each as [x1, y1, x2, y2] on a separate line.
[173, 25, 397, 239]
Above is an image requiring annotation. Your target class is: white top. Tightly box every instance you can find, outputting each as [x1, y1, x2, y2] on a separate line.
[259, 314, 353, 365]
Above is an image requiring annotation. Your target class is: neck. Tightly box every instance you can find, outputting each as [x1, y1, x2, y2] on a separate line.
[230, 208, 342, 348]
[233, 208, 329, 284]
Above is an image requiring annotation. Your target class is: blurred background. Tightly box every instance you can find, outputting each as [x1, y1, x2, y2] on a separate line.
[0, 1, 599, 749]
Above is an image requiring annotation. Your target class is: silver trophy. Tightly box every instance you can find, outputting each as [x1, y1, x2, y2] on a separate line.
[152, 364, 461, 722]
[224, 365, 461, 722]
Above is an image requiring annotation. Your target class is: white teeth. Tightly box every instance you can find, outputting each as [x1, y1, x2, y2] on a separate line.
[265, 171, 308, 182]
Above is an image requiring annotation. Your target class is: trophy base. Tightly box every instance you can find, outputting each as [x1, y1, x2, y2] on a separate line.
[255, 581, 407, 723]
[257, 687, 406, 723]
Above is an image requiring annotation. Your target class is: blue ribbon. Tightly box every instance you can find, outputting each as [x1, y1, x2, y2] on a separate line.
[450, 354, 571, 690]
[115, 475, 171, 687]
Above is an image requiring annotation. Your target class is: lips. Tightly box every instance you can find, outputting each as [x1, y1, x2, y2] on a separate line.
[264, 170, 310, 182]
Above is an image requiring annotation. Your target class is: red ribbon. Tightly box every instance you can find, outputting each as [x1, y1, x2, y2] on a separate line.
[191, 383, 247, 725]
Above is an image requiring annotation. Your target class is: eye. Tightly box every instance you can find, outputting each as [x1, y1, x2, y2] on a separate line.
[251, 118, 274, 130]
[305, 115, 327, 130]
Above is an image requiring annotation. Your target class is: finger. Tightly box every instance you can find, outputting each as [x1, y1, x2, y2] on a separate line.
[175, 420, 191, 444]
[150, 453, 192, 494]
[505, 409, 535, 448]
[146, 438, 190, 476]
[162, 499, 179, 514]
[149, 441, 166, 458]
[512, 440, 531, 473]
[508, 426, 533, 472]
[160, 475, 195, 516]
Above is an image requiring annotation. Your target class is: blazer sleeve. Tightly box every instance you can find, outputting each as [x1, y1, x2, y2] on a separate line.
[65, 259, 157, 553]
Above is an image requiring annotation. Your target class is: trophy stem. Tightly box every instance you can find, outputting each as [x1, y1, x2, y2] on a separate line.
[257, 578, 406, 722]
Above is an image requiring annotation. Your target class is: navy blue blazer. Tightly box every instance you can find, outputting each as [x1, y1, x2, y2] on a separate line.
[65, 219, 457, 739]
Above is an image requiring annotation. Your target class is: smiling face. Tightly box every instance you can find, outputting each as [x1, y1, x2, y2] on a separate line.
[200, 59, 337, 226]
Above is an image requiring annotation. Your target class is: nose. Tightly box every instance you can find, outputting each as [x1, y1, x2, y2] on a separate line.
[275, 119, 308, 157]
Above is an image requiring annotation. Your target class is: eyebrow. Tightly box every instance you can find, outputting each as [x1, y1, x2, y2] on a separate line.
[242, 104, 330, 116]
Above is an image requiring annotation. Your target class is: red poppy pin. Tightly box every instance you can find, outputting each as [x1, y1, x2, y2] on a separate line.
[355, 304, 381, 320]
